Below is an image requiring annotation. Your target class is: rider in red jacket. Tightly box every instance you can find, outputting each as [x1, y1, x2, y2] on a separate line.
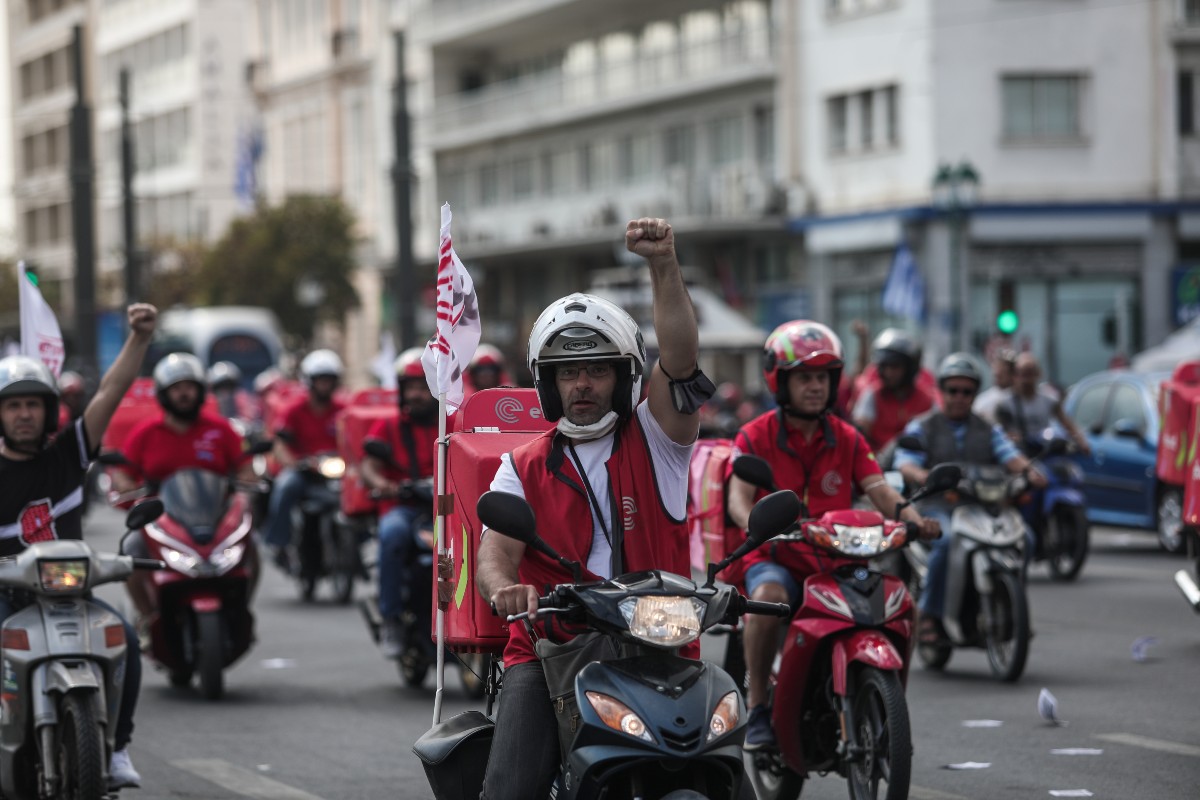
[727, 321, 938, 751]
[851, 328, 937, 452]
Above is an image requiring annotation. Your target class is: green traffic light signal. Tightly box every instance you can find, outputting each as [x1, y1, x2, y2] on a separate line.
[997, 309, 1019, 334]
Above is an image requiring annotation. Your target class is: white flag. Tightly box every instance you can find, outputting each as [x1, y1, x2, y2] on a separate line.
[371, 331, 398, 389]
[18, 262, 64, 378]
[421, 203, 481, 411]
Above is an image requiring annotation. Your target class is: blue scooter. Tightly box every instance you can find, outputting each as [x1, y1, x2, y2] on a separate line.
[1020, 433, 1089, 581]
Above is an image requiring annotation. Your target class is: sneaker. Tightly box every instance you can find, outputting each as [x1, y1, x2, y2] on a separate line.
[269, 545, 292, 574]
[109, 748, 142, 789]
[743, 704, 776, 751]
[380, 618, 405, 659]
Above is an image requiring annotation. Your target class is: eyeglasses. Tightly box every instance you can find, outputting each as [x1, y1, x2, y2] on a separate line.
[943, 386, 976, 397]
[556, 363, 615, 381]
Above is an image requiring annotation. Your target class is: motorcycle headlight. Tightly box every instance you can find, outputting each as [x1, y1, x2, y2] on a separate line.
[706, 691, 741, 742]
[827, 524, 889, 558]
[162, 546, 203, 577]
[209, 543, 245, 576]
[585, 691, 653, 742]
[318, 457, 346, 479]
[39, 560, 89, 593]
[973, 480, 1007, 504]
[618, 596, 703, 648]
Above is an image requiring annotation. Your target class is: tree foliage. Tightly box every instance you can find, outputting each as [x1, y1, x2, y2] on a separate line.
[200, 195, 360, 343]
[137, 238, 211, 310]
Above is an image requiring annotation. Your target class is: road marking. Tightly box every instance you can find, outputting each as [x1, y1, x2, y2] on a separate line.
[1094, 733, 1200, 758]
[911, 785, 970, 800]
[172, 759, 327, 800]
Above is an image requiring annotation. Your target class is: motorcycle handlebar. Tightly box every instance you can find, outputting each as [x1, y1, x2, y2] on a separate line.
[132, 558, 166, 571]
[744, 599, 792, 618]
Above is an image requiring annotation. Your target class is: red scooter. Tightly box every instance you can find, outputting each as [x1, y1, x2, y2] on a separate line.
[733, 455, 960, 800]
[137, 467, 262, 700]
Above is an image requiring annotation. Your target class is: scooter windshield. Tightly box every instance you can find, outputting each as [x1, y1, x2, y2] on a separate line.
[159, 470, 230, 543]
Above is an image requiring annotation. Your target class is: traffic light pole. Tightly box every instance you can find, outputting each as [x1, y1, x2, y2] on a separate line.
[391, 31, 416, 351]
[120, 67, 139, 305]
[69, 24, 97, 375]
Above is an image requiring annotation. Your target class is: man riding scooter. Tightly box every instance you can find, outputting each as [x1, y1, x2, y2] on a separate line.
[894, 353, 1046, 646]
[262, 349, 347, 571]
[851, 328, 938, 452]
[360, 348, 438, 659]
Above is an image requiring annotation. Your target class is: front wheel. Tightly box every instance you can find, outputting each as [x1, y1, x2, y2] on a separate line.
[1158, 488, 1187, 554]
[848, 668, 911, 800]
[330, 522, 359, 605]
[984, 571, 1030, 682]
[197, 611, 226, 700]
[55, 692, 105, 800]
[1045, 506, 1089, 581]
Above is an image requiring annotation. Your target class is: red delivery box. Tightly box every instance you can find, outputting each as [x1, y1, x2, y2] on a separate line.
[337, 405, 399, 518]
[436, 388, 553, 653]
[1156, 362, 1200, 486]
[687, 438, 747, 586]
[101, 377, 218, 453]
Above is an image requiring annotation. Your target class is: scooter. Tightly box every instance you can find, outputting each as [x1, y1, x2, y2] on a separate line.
[412, 488, 801, 800]
[290, 453, 360, 603]
[896, 436, 1035, 682]
[0, 501, 164, 800]
[1018, 434, 1089, 581]
[732, 455, 961, 800]
[130, 467, 264, 700]
[356, 441, 486, 697]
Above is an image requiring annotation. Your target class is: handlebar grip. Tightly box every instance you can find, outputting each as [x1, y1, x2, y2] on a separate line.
[132, 558, 166, 571]
[744, 600, 791, 618]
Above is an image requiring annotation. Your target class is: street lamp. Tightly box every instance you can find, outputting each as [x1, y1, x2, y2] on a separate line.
[932, 161, 981, 352]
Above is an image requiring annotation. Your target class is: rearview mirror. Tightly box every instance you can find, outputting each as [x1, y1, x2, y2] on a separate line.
[732, 455, 777, 492]
[476, 491, 537, 544]
[1043, 438, 1070, 456]
[896, 435, 924, 452]
[124, 498, 163, 531]
[246, 439, 274, 456]
[923, 464, 962, 493]
[747, 490, 802, 547]
[97, 450, 129, 466]
[363, 439, 396, 465]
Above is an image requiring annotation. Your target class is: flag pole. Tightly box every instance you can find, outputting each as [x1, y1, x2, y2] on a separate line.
[432, 388, 449, 726]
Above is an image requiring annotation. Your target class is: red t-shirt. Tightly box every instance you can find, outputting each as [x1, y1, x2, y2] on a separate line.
[364, 414, 438, 513]
[276, 396, 346, 458]
[120, 412, 245, 484]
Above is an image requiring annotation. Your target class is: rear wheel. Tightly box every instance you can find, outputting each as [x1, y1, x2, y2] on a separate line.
[984, 571, 1029, 682]
[55, 692, 104, 800]
[167, 667, 193, 688]
[330, 522, 358, 605]
[459, 654, 488, 700]
[848, 668, 911, 800]
[1158, 488, 1187, 554]
[742, 749, 804, 800]
[1045, 506, 1089, 581]
[197, 611, 226, 700]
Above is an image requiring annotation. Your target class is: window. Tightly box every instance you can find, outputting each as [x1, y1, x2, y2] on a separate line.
[1069, 384, 1109, 434]
[710, 115, 743, 165]
[578, 142, 594, 190]
[1002, 75, 1086, 141]
[1186, 0, 1200, 24]
[1106, 384, 1146, 436]
[828, 95, 848, 154]
[884, 85, 899, 145]
[479, 163, 499, 205]
[664, 125, 695, 169]
[512, 157, 533, 199]
[1181, 71, 1195, 135]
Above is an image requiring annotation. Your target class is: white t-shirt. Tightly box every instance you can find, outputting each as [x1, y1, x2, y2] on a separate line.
[488, 401, 693, 579]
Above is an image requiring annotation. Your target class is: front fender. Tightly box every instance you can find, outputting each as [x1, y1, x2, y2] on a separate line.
[32, 661, 107, 731]
[830, 631, 905, 696]
[1043, 488, 1085, 513]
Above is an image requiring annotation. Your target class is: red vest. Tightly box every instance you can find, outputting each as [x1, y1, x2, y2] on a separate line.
[865, 385, 937, 451]
[737, 410, 865, 577]
[374, 415, 438, 512]
[504, 416, 691, 666]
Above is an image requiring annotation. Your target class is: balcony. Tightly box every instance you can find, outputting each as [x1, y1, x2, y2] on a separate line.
[427, 31, 774, 150]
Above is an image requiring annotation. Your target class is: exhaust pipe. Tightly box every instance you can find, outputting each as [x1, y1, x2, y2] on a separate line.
[1174, 569, 1200, 613]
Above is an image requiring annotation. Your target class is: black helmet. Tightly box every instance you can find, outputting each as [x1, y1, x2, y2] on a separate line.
[937, 352, 983, 388]
[871, 328, 922, 383]
[0, 355, 60, 438]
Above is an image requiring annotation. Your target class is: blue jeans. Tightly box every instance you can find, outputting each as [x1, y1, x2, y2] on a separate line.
[263, 468, 307, 549]
[480, 662, 560, 800]
[919, 507, 1035, 619]
[744, 561, 801, 607]
[378, 506, 428, 620]
[0, 593, 140, 749]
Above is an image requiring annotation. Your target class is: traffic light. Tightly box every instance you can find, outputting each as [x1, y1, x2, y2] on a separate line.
[23, 267, 38, 287]
[996, 309, 1019, 335]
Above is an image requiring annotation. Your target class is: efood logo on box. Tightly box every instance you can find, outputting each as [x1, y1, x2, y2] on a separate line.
[494, 397, 543, 425]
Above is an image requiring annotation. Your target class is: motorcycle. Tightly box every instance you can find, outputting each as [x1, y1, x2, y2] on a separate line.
[1018, 434, 1089, 581]
[356, 441, 486, 698]
[731, 455, 961, 800]
[0, 501, 164, 800]
[289, 453, 362, 603]
[127, 468, 265, 700]
[895, 436, 1035, 682]
[1174, 525, 1200, 615]
[413, 488, 801, 800]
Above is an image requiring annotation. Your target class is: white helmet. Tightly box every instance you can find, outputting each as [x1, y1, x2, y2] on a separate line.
[153, 353, 206, 392]
[0, 355, 60, 436]
[527, 293, 646, 421]
[300, 349, 344, 386]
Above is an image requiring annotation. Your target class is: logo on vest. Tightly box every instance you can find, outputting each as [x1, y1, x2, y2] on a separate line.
[820, 471, 843, 496]
[622, 497, 638, 531]
[19, 500, 57, 545]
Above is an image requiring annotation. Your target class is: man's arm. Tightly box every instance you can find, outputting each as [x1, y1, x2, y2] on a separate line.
[360, 455, 397, 494]
[726, 474, 757, 531]
[1052, 402, 1092, 455]
[82, 304, 157, 452]
[626, 218, 701, 446]
[476, 532, 539, 619]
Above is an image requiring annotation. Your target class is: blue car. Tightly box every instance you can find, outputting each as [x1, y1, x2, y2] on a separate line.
[1061, 369, 1184, 552]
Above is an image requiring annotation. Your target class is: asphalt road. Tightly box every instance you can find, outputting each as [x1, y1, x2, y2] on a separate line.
[82, 508, 1199, 800]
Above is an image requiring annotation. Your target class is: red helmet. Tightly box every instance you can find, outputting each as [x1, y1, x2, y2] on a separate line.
[762, 321, 844, 408]
[394, 348, 425, 381]
[469, 344, 505, 370]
